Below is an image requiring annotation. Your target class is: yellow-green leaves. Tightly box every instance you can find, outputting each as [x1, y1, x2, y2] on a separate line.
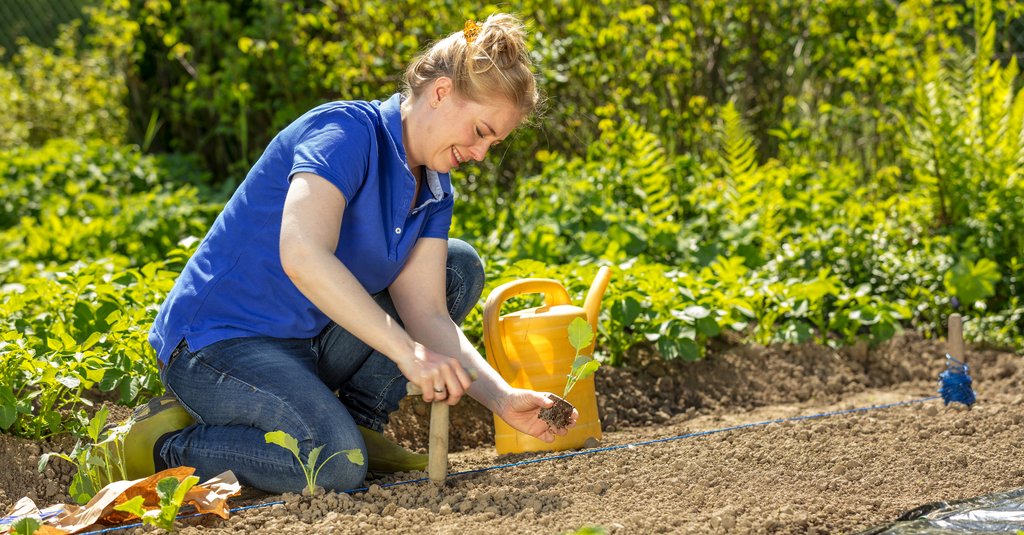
[564, 317, 601, 398]
[567, 316, 594, 351]
[113, 475, 200, 531]
[944, 258, 1001, 305]
[264, 430, 299, 457]
[265, 430, 364, 496]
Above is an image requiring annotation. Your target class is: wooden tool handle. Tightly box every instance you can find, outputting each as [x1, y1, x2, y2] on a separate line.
[948, 313, 965, 361]
[428, 402, 449, 484]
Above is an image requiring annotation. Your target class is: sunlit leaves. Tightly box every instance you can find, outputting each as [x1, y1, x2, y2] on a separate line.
[944, 258, 1001, 305]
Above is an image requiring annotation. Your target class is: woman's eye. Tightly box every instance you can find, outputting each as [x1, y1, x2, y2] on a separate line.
[475, 127, 484, 138]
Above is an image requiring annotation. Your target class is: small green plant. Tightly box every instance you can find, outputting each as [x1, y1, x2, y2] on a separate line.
[11, 517, 41, 535]
[564, 526, 608, 535]
[264, 430, 365, 496]
[113, 475, 200, 532]
[563, 317, 601, 397]
[38, 407, 131, 504]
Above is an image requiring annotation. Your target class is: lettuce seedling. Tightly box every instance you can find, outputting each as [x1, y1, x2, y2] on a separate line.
[563, 317, 601, 397]
[265, 430, 365, 496]
[113, 475, 200, 532]
[38, 406, 131, 504]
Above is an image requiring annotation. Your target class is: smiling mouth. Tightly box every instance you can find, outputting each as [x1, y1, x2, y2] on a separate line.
[452, 146, 465, 165]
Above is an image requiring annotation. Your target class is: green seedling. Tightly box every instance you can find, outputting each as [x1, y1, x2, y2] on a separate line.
[113, 475, 199, 532]
[563, 317, 601, 398]
[11, 517, 41, 535]
[564, 526, 608, 535]
[265, 430, 365, 496]
[38, 406, 131, 504]
[540, 316, 604, 430]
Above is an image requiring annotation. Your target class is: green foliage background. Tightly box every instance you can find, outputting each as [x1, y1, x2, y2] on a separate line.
[1, 0, 1023, 439]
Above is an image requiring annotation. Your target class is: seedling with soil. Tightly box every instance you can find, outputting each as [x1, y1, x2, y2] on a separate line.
[265, 430, 365, 496]
[538, 317, 601, 430]
[113, 475, 200, 532]
[38, 407, 131, 504]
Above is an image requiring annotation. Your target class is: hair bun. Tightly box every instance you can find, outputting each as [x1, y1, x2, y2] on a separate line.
[404, 12, 539, 116]
[474, 13, 530, 70]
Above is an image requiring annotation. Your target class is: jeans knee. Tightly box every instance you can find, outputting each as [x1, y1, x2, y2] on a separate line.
[446, 239, 485, 323]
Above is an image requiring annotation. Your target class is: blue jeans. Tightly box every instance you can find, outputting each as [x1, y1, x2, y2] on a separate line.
[158, 239, 485, 493]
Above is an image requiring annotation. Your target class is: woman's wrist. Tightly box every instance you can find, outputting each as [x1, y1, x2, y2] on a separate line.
[486, 384, 517, 417]
[384, 335, 420, 371]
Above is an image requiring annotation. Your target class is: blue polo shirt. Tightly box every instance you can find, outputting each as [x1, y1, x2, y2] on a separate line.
[149, 93, 454, 364]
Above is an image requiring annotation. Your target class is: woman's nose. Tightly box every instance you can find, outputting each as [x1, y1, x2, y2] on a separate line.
[472, 140, 490, 161]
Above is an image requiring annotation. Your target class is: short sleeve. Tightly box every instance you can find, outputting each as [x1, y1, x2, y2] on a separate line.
[290, 109, 372, 201]
[421, 195, 454, 239]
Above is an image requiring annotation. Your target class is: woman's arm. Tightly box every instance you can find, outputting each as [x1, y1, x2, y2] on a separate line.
[280, 172, 472, 401]
[389, 238, 575, 442]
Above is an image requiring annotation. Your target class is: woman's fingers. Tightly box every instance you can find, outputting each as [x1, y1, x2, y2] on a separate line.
[420, 357, 474, 404]
[440, 358, 476, 405]
[425, 367, 446, 402]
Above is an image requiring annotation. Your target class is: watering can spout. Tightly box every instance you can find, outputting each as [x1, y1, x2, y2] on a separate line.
[582, 266, 613, 331]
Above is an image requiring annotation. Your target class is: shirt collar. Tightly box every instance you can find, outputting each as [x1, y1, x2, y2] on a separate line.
[377, 93, 452, 197]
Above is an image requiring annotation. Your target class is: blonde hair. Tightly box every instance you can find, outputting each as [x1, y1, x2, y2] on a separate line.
[403, 13, 540, 117]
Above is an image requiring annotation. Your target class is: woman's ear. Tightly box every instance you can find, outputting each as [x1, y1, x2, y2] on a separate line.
[432, 77, 454, 107]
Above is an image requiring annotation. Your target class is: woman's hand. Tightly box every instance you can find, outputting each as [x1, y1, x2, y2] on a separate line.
[496, 388, 579, 442]
[397, 342, 474, 405]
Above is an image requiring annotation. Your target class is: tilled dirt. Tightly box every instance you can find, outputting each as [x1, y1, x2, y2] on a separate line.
[2, 331, 1022, 534]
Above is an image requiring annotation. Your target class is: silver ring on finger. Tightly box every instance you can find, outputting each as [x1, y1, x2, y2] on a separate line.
[433, 387, 445, 393]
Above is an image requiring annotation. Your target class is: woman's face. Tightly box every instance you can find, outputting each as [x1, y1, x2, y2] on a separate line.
[412, 79, 523, 174]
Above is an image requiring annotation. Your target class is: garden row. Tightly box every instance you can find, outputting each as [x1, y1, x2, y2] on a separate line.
[0, 0, 1021, 444]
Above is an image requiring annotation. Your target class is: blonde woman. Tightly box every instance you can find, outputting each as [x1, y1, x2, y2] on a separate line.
[128, 14, 576, 493]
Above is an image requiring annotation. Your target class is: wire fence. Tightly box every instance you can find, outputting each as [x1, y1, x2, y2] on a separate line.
[0, 0, 94, 57]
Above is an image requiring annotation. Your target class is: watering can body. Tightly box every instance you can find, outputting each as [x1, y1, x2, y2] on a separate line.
[483, 267, 612, 454]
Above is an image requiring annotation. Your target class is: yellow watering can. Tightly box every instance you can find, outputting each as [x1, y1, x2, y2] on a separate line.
[483, 266, 612, 453]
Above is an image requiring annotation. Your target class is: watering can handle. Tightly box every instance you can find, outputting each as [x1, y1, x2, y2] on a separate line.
[482, 279, 573, 380]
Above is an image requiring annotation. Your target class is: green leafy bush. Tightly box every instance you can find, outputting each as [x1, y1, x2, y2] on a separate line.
[0, 17, 130, 149]
[3, 0, 1024, 446]
[0, 140, 217, 438]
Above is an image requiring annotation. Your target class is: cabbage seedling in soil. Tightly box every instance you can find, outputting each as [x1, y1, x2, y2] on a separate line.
[113, 475, 200, 532]
[265, 430, 365, 496]
[538, 317, 601, 430]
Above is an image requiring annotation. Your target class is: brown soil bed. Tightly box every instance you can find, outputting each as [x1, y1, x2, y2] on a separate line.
[2, 331, 1022, 534]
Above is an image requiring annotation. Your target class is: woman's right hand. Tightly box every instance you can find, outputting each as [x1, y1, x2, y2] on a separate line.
[398, 343, 474, 405]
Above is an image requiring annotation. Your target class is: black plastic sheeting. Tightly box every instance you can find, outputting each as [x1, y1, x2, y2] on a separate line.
[859, 486, 1024, 534]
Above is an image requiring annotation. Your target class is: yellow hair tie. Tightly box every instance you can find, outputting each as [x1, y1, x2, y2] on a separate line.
[463, 19, 481, 45]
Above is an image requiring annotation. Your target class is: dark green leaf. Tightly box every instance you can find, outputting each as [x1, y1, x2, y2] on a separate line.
[695, 316, 720, 337]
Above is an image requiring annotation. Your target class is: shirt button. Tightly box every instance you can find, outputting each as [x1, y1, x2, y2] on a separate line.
[395, 227, 402, 234]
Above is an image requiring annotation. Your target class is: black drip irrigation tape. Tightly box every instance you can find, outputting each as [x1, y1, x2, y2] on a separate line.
[78, 396, 939, 534]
